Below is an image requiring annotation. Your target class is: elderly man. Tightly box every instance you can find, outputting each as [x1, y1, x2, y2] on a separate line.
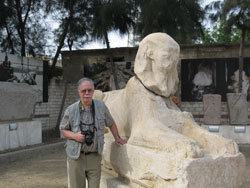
[60, 77, 126, 188]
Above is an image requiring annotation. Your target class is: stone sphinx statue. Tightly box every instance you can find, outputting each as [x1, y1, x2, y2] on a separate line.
[94, 33, 245, 188]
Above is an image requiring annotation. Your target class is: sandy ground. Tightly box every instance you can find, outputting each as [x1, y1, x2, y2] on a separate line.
[0, 148, 67, 188]
[0, 146, 250, 188]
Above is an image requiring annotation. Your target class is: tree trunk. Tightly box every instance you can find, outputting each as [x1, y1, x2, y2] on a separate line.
[239, 28, 245, 93]
[67, 38, 73, 51]
[104, 31, 119, 90]
[49, 40, 65, 79]
[49, 6, 74, 80]
[4, 21, 15, 54]
[20, 29, 26, 56]
[55, 81, 68, 137]
[15, 0, 32, 57]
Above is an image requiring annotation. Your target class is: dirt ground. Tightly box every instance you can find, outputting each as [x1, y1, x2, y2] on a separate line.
[0, 148, 67, 188]
[0, 145, 250, 188]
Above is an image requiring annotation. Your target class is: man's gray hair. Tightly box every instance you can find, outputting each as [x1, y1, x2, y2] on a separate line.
[77, 77, 94, 89]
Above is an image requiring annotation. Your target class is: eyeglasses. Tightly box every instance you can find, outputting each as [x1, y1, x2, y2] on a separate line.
[80, 89, 93, 94]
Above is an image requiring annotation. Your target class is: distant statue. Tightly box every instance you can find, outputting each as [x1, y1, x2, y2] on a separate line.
[94, 33, 245, 188]
[228, 69, 250, 94]
[193, 63, 213, 86]
[0, 54, 16, 82]
[191, 62, 215, 101]
[21, 72, 37, 85]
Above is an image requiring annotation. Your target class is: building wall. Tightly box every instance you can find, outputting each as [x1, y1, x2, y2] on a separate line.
[34, 103, 49, 129]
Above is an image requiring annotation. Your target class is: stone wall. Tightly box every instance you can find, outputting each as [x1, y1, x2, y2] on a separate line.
[34, 103, 49, 129]
[181, 101, 250, 125]
[33, 78, 78, 131]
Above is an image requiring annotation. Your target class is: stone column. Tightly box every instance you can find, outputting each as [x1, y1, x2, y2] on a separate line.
[203, 94, 221, 125]
[227, 93, 249, 125]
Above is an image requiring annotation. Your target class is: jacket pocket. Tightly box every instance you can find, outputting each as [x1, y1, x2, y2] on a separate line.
[97, 118, 105, 154]
[66, 140, 78, 155]
[97, 118, 105, 132]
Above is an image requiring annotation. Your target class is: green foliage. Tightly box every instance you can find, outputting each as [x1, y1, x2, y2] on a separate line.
[90, 0, 134, 45]
[222, 0, 250, 31]
[202, 21, 242, 44]
[0, 0, 207, 57]
[206, 0, 250, 41]
[206, 0, 250, 93]
[135, 0, 205, 44]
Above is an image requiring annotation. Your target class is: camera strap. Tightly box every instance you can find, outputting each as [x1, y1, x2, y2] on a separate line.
[91, 100, 97, 132]
[79, 100, 96, 131]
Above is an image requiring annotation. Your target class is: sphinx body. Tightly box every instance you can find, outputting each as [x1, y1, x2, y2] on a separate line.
[94, 33, 245, 188]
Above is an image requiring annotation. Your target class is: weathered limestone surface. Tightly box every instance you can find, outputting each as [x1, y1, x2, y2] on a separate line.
[0, 82, 37, 121]
[203, 94, 221, 125]
[94, 33, 245, 188]
[227, 93, 249, 125]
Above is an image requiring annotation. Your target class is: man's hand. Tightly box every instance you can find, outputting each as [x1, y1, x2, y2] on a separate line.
[115, 137, 127, 146]
[74, 131, 85, 143]
[109, 123, 126, 146]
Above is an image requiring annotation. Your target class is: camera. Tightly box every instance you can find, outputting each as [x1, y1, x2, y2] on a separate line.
[81, 130, 94, 146]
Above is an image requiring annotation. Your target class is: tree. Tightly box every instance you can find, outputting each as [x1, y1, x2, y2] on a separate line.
[135, 0, 205, 44]
[90, 0, 134, 89]
[206, 0, 250, 93]
[46, 0, 91, 136]
[46, 0, 90, 80]
[0, 0, 48, 56]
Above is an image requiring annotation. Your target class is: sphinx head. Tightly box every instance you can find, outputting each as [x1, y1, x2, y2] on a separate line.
[134, 33, 180, 97]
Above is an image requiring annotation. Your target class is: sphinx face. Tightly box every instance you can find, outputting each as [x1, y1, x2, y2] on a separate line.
[134, 33, 180, 97]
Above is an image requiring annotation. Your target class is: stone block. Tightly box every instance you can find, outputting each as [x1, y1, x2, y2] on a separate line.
[0, 121, 42, 151]
[0, 82, 37, 121]
[201, 125, 250, 144]
[227, 93, 249, 125]
[26, 121, 42, 145]
[0, 124, 9, 151]
[102, 136, 245, 188]
[203, 94, 221, 125]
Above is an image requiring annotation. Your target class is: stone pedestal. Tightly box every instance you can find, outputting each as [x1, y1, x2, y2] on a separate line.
[203, 94, 221, 125]
[202, 124, 250, 144]
[102, 136, 245, 188]
[0, 121, 42, 151]
[0, 82, 41, 151]
[227, 93, 249, 125]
